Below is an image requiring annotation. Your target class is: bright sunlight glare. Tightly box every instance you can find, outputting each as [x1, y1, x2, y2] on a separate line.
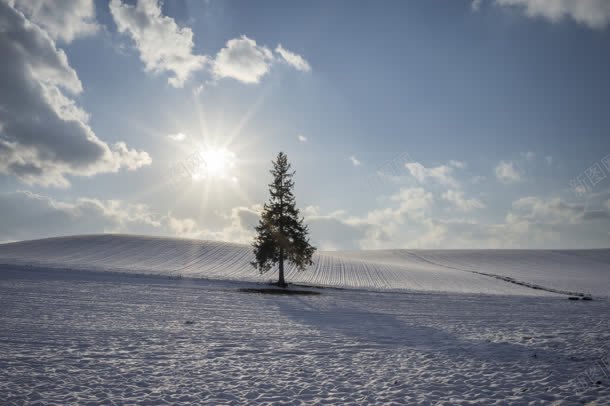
[192, 147, 237, 180]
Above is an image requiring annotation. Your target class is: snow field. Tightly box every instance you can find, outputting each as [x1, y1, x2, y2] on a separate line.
[0, 268, 608, 404]
[1, 235, 608, 296]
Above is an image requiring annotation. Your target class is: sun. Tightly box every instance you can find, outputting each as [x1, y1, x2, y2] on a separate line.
[193, 147, 236, 180]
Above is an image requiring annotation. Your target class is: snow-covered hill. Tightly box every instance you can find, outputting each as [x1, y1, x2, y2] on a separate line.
[0, 234, 608, 297]
[1, 236, 609, 404]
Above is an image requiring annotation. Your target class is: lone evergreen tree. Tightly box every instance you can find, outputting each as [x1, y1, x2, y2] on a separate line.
[252, 152, 316, 287]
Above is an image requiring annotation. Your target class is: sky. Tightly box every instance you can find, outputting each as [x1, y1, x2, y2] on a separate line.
[1, 0, 610, 249]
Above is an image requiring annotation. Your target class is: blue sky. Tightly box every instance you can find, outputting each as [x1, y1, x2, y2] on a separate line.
[1, 0, 610, 249]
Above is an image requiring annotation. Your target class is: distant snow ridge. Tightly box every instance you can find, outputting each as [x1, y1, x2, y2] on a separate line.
[0, 235, 608, 297]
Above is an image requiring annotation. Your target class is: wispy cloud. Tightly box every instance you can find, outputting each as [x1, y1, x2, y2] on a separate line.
[405, 162, 460, 187]
[449, 160, 466, 169]
[495, 160, 522, 183]
[298, 134, 308, 143]
[0, 190, 264, 244]
[442, 189, 486, 211]
[275, 44, 311, 72]
[495, 0, 610, 30]
[350, 156, 361, 166]
[471, 175, 486, 184]
[521, 151, 535, 161]
[508, 196, 610, 225]
[168, 132, 187, 142]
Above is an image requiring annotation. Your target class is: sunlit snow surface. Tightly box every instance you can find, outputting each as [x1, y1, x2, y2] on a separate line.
[0, 235, 609, 404]
[0, 234, 608, 296]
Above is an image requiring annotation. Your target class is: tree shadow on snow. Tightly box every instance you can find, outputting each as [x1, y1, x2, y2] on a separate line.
[275, 295, 558, 363]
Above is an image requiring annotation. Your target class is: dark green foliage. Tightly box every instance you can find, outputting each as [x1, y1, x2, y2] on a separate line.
[251, 152, 316, 287]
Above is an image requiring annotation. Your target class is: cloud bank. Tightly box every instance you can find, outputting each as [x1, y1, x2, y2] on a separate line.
[475, 0, 610, 30]
[0, 1, 150, 188]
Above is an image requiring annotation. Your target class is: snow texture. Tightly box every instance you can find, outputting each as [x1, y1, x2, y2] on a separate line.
[0, 268, 608, 404]
[0, 234, 608, 297]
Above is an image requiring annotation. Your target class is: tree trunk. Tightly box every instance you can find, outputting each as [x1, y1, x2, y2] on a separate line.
[278, 246, 286, 287]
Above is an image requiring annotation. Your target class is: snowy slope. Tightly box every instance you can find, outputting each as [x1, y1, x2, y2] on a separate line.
[332, 249, 610, 297]
[1, 269, 609, 404]
[0, 234, 608, 296]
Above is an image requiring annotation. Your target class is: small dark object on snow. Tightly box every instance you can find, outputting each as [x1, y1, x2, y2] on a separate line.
[596, 381, 602, 385]
[568, 296, 580, 300]
[184, 320, 195, 325]
[239, 288, 320, 296]
[582, 296, 593, 301]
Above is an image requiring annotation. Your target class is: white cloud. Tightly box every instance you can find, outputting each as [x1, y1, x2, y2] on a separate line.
[348, 188, 433, 244]
[495, 0, 610, 30]
[495, 160, 522, 183]
[390, 187, 434, 212]
[0, 2, 151, 188]
[168, 132, 187, 141]
[305, 212, 369, 251]
[349, 156, 361, 166]
[0, 191, 166, 241]
[521, 151, 535, 161]
[109, 1, 310, 86]
[260, 187, 609, 249]
[508, 196, 610, 225]
[298, 134, 308, 143]
[112, 142, 152, 170]
[303, 188, 610, 249]
[192, 84, 205, 95]
[449, 160, 466, 169]
[3, 187, 608, 249]
[109, 0, 207, 87]
[405, 162, 460, 187]
[545, 156, 553, 165]
[218, 206, 261, 243]
[442, 189, 486, 211]
[303, 205, 320, 217]
[168, 205, 261, 243]
[10, 0, 98, 43]
[353, 192, 608, 249]
[212, 35, 273, 84]
[212, 38, 311, 84]
[0, 190, 265, 243]
[209, 204, 370, 250]
[471, 0, 483, 11]
[275, 44, 311, 72]
[166, 216, 199, 237]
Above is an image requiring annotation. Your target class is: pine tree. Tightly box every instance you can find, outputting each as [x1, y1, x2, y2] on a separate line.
[251, 152, 316, 287]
